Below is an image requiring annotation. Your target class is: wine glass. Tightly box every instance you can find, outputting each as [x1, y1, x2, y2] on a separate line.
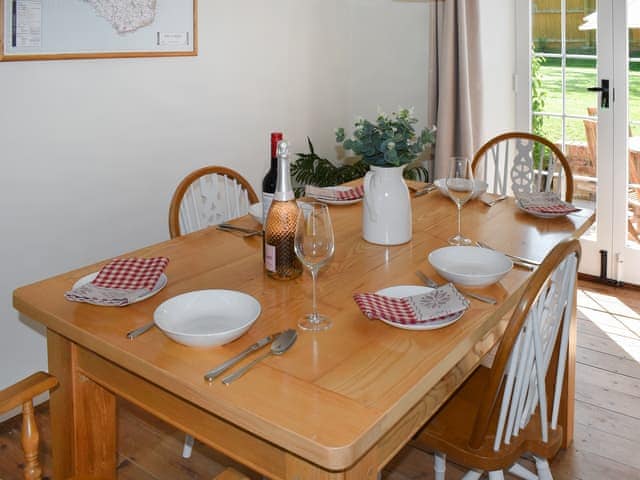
[294, 202, 335, 331]
[446, 157, 475, 246]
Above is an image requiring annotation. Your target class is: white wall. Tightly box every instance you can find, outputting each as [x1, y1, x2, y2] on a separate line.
[347, 0, 430, 130]
[0, 1, 430, 402]
[479, 0, 517, 143]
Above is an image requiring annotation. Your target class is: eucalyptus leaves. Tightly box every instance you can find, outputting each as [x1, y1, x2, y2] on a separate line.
[335, 108, 436, 168]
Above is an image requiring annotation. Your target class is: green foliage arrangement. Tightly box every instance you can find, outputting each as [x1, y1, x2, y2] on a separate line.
[531, 52, 548, 168]
[291, 138, 429, 197]
[291, 138, 369, 194]
[531, 52, 547, 137]
[335, 108, 436, 168]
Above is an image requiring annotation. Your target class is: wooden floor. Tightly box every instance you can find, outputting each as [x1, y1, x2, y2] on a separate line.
[1, 280, 639, 480]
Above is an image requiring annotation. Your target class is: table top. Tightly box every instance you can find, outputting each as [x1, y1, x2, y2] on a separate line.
[12, 191, 594, 471]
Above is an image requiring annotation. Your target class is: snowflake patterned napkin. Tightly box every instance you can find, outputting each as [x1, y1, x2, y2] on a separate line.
[517, 191, 580, 215]
[306, 185, 365, 201]
[64, 257, 169, 307]
[353, 284, 470, 326]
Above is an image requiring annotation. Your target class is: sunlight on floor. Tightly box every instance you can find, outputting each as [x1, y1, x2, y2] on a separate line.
[577, 288, 640, 362]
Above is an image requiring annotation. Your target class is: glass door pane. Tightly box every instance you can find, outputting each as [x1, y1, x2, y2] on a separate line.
[531, 0, 599, 237]
[524, 0, 639, 283]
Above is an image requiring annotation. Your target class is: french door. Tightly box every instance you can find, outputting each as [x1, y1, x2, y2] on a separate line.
[516, 0, 640, 285]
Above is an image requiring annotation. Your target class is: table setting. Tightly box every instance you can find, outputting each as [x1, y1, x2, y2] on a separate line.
[304, 184, 365, 205]
[64, 257, 169, 307]
[515, 190, 581, 218]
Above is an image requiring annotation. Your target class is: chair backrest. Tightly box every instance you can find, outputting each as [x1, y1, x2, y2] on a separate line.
[168, 166, 259, 238]
[473, 132, 574, 202]
[582, 110, 640, 197]
[467, 238, 581, 451]
[583, 117, 598, 174]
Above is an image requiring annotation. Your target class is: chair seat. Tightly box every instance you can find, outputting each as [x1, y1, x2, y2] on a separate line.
[412, 366, 563, 472]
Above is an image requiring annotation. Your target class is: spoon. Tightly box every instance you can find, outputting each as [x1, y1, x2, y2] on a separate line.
[222, 329, 298, 385]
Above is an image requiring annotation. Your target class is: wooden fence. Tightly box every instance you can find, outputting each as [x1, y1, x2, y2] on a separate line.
[533, 0, 640, 53]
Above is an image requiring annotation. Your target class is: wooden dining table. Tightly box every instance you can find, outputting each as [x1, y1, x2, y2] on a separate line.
[13, 189, 594, 480]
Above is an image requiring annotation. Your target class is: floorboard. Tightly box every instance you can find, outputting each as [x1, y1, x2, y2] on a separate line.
[1, 280, 639, 479]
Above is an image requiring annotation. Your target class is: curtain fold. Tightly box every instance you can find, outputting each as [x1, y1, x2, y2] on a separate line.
[428, 0, 483, 179]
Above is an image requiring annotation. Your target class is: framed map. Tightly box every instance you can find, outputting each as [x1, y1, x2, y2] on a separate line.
[0, 0, 197, 61]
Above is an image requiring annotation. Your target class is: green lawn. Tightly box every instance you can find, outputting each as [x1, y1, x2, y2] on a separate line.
[534, 62, 640, 143]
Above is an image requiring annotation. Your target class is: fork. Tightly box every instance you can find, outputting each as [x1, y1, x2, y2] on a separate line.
[415, 271, 497, 305]
[480, 194, 508, 207]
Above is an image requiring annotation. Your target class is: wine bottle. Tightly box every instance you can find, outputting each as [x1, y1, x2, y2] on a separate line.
[263, 139, 302, 280]
[262, 132, 283, 222]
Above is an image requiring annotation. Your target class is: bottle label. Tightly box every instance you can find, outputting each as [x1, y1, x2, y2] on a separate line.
[262, 192, 274, 222]
[264, 243, 276, 272]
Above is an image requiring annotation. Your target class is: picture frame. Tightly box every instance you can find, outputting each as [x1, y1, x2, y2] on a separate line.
[0, 0, 197, 61]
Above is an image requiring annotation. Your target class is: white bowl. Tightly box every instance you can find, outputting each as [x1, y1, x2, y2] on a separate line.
[434, 178, 488, 200]
[248, 202, 263, 224]
[154, 290, 261, 347]
[428, 246, 513, 287]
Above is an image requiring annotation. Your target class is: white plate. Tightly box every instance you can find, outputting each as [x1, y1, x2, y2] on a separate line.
[428, 246, 513, 287]
[376, 285, 464, 331]
[515, 199, 575, 218]
[309, 186, 363, 205]
[434, 178, 488, 200]
[72, 272, 167, 304]
[153, 289, 261, 347]
[248, 202, 263, 224]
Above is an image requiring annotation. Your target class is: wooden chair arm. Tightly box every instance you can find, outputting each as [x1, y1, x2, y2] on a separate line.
[0, 372, 58, 414]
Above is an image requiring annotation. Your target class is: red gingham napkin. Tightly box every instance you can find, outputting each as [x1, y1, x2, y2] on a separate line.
[353, 284, 469, 326]
[91, 257, 169, 291]
[64, 257, 169, 307]
[306, 185, 365, 201]
[517, 192, 580, 215]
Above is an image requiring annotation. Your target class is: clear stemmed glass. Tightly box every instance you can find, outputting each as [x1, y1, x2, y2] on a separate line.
[294, 202, 335, 331]
[446, 157, 475, 246]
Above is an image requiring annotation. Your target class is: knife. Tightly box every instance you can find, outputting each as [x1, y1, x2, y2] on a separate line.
[127, 321, 155, 339]
[217, 224, 263, 235]
[204, 332, 281, 382]
[476, 241, 539, 269]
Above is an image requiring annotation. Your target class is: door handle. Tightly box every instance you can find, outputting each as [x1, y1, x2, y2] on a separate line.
[587, 79, 609, 109]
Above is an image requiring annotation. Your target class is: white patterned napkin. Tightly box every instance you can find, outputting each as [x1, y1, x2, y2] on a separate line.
[65, 285, 150, 307]
[353, 284, 469, 325]
[517, 192, 580, 215]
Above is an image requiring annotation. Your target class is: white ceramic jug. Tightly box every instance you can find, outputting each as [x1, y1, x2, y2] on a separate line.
[362, 165, 412, 245]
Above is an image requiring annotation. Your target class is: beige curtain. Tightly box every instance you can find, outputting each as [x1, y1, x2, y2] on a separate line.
[428, 0, 483, 179]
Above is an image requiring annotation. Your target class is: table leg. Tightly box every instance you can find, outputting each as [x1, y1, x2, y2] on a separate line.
[47, 330, 118, 479]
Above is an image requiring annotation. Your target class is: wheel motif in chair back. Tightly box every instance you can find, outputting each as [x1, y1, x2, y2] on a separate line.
[510, 139, 535, 198]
